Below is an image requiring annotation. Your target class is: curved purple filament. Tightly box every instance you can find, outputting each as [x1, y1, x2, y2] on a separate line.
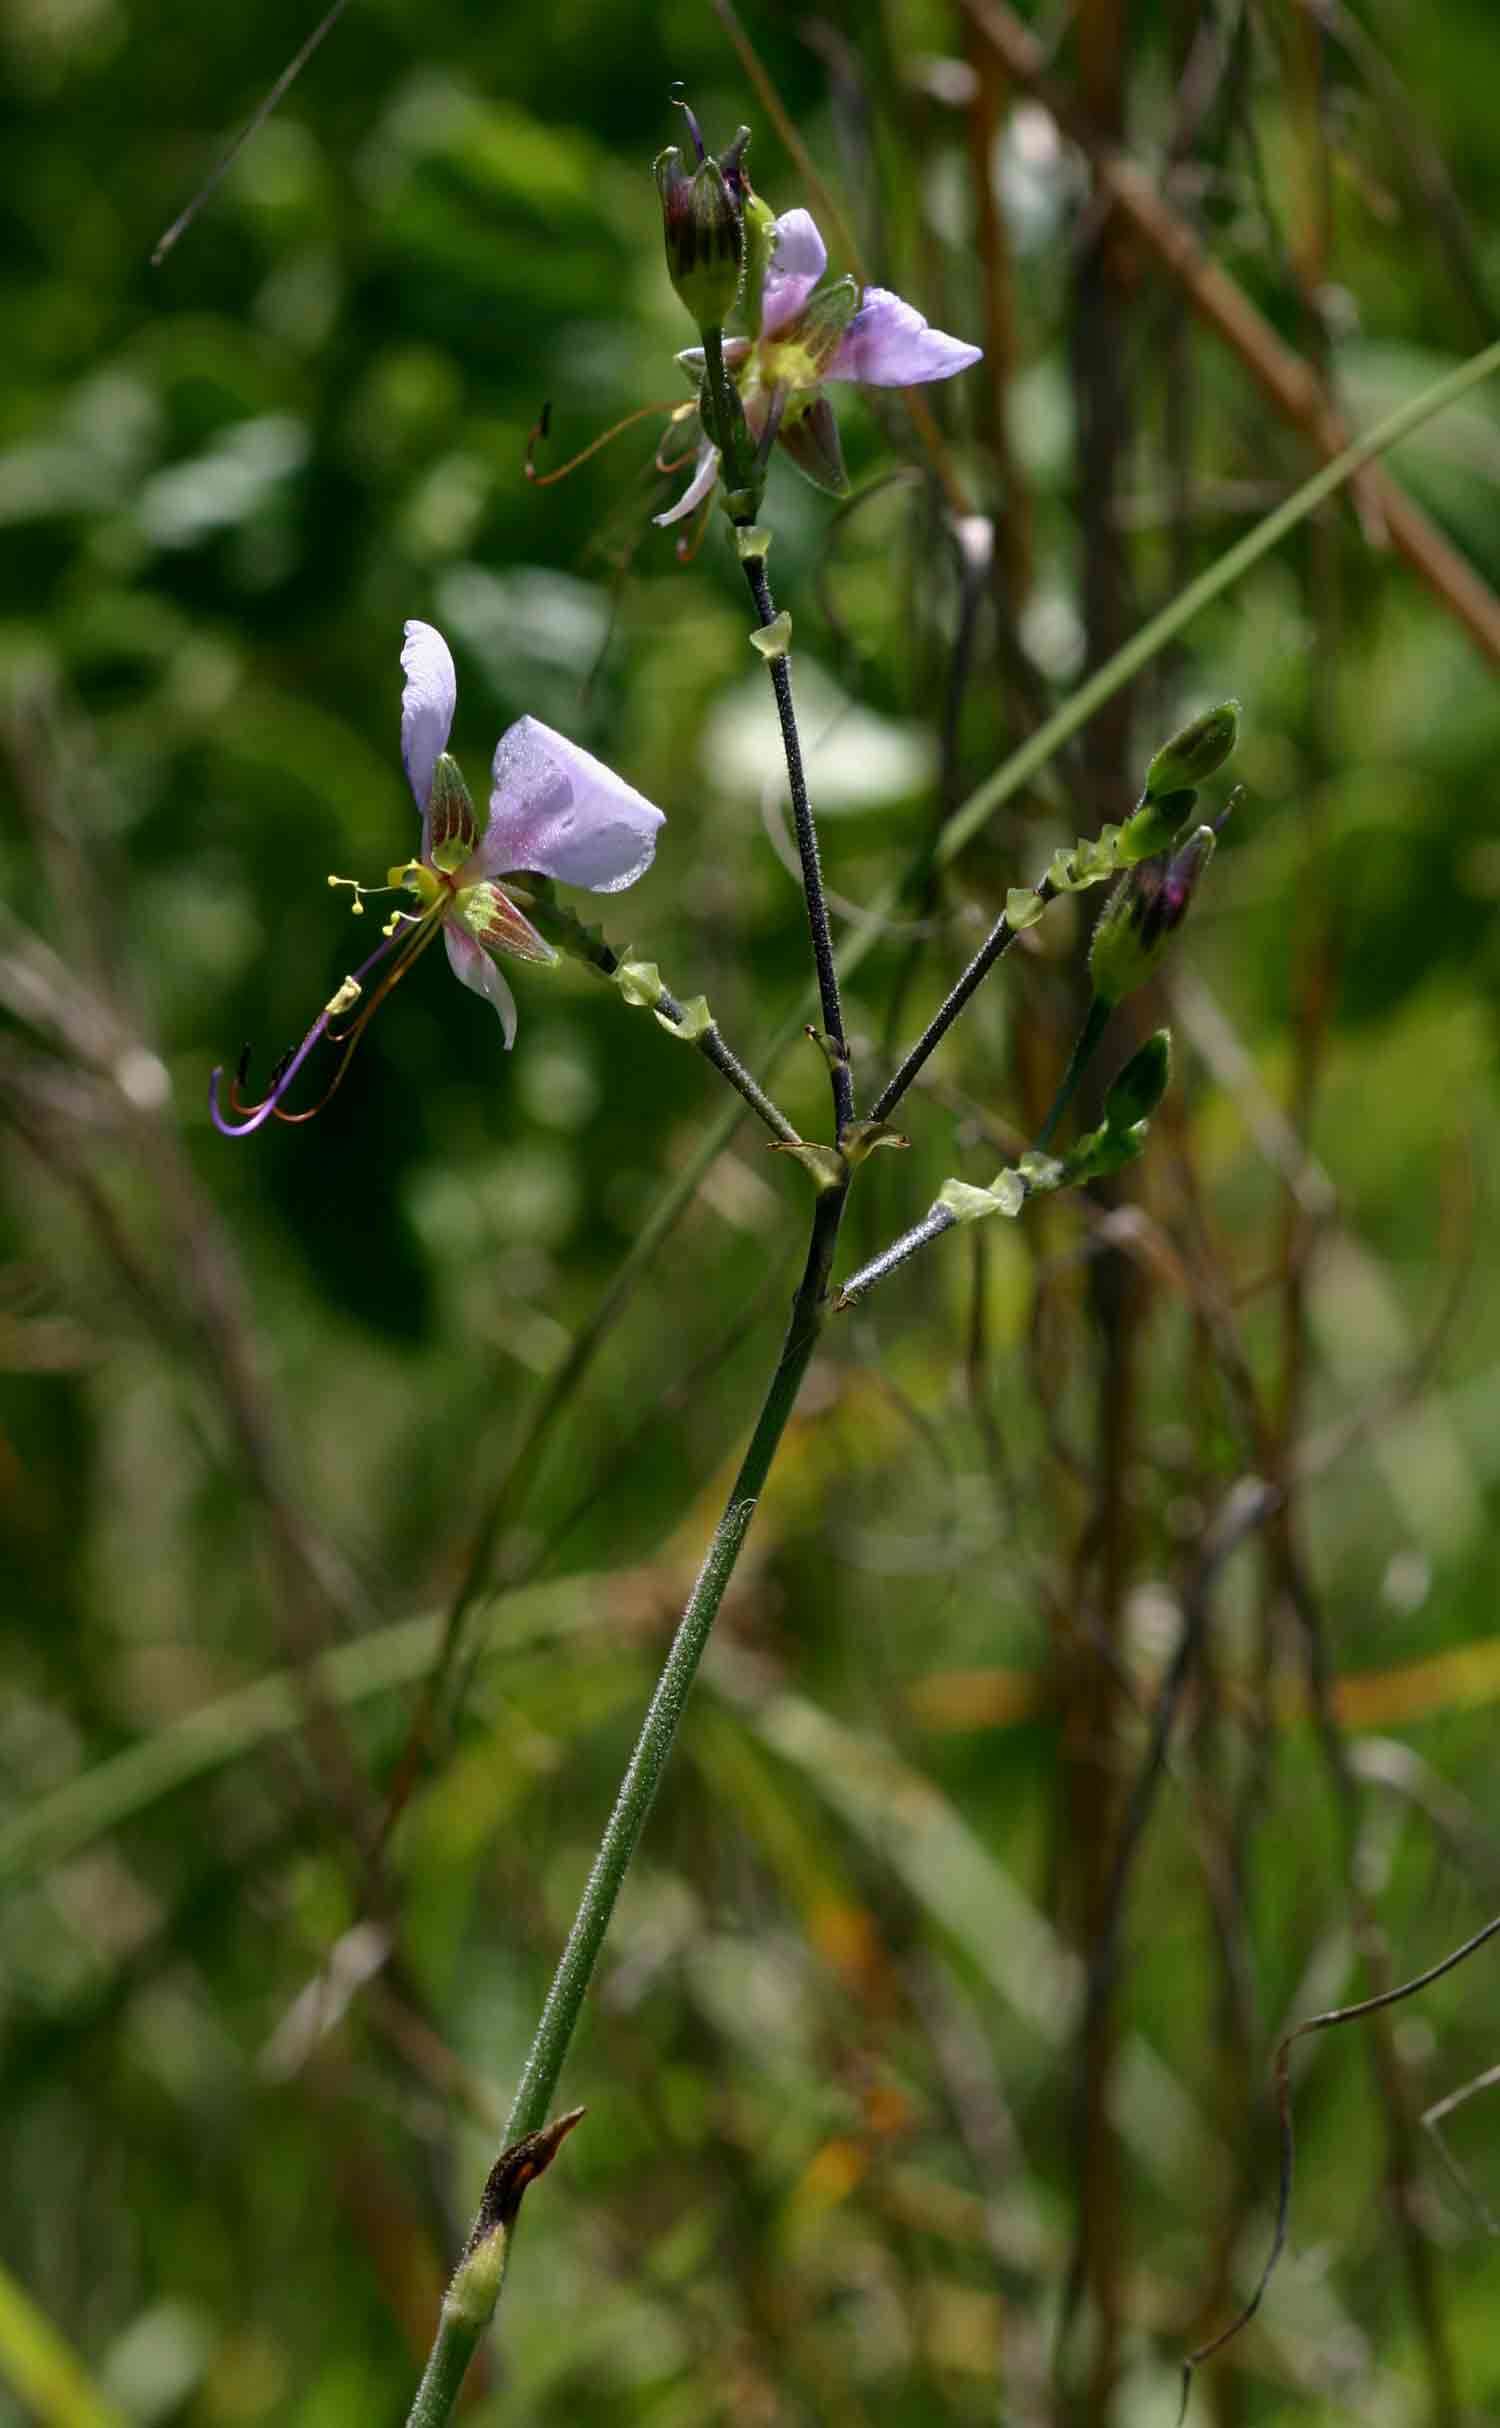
[208, 915, 421, 1138]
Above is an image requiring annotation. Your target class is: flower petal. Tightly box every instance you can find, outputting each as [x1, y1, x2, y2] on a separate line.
[653, 440, 720, 528]
[482, 718, 666, 894]
[401, 620, 458, 812]
[825, 288, 983, 387]
[443, 923, 518, 1049]
[761, 208, 827, 337]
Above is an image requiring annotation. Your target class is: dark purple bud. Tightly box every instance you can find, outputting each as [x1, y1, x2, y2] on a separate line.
[1089, 824, 1216, 1005]
[654, 121, 749, 332]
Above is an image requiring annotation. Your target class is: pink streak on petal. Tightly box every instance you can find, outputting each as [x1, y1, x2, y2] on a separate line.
[443, 923, 518, 1049]
[761, 208, 827, 337]
[825, 287, 983, 387]
[401, 619, 458, 820]
[481, 718, 665, 895]
[653, 441, 720, 528]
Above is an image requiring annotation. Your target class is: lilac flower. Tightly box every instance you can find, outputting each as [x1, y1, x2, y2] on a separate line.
[211, 622, 665, 1134]
[657, 207, 982, 527]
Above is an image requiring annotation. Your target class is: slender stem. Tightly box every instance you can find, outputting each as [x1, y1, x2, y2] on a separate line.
[1033, 993, 1112, 1149]
[741, 552, 855, 1137]
[871, 876, 1058, 1123]
[672, 1002, 801, 1142]
[836, 1205, 956, 1310]
[504, 1177, 847, 2141]
[405, 2307, 481, 2428]
[843, 994, 1112, 1309]
[400, 1183, 847, 2428]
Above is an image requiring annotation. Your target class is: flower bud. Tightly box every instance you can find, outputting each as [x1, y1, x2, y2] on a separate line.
[1088, 825, 1215, 1005]
[1102, 1029, 1172, 1133]
[654, 131, 748, 332]
[1117, 787, 1196, 867]
[1143, 700, 1239, 801]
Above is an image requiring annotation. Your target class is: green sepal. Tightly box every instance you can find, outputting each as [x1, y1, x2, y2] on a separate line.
[427, 752, 479, 873]
[740, 192, 777, 341]
[774, 394, 849, 497]
[795, 275, 859, 372]
[1006, 887, 1046, 931]
[1143, 700, 1239, 800]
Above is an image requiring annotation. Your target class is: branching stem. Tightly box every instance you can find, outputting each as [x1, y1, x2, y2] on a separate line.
[871, 877, 1058, 1124]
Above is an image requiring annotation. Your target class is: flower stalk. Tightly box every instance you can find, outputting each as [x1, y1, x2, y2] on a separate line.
[503, 1175, 846, 2147]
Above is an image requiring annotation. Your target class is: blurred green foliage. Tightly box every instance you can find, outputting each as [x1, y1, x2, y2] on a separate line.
[4, 1, 1500, 2423]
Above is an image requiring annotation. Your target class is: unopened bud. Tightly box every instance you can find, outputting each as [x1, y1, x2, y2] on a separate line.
[655, 133, 747, 332]
[1103, 1029, 1172, 1133]
[1118, 787, 1196, 867]
[1089, 826, 1215, 1005]
[1143, 701, 1239, 801]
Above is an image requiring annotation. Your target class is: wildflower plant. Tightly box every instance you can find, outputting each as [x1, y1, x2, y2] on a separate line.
[211, 622, 665, 1130]
[209, 95, 1249, 2428]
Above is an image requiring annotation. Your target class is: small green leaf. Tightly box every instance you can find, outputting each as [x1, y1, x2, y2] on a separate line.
[749, 612, 792, 660]
[615, 957, 665, 1009]
[937, 1169, 1025, 1224]
[841, 1119, 909, 1165]
[770, 1140, 847, 1192]
[1006, 887, 1046, 930]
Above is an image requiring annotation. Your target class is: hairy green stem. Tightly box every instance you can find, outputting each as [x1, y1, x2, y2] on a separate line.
[1034, 994, 1112, 1149]
[400, 1180, 849, 2428]
[504, 1177, 847, 2141]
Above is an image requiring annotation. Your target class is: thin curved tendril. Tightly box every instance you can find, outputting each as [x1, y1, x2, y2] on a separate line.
[526, 399, 687, 487]
[271, 912, 448, 1124]
[210, 904, 447, 1136]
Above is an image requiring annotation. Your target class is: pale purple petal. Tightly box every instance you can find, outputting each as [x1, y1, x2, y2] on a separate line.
[400, 620, 457, 812]
[443, 924, 518, 1049]
[825, 287, 983, 387]
[653, 441, 720, 528]
[761, 208, 827, 337]
[482, 716, 665, 894]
